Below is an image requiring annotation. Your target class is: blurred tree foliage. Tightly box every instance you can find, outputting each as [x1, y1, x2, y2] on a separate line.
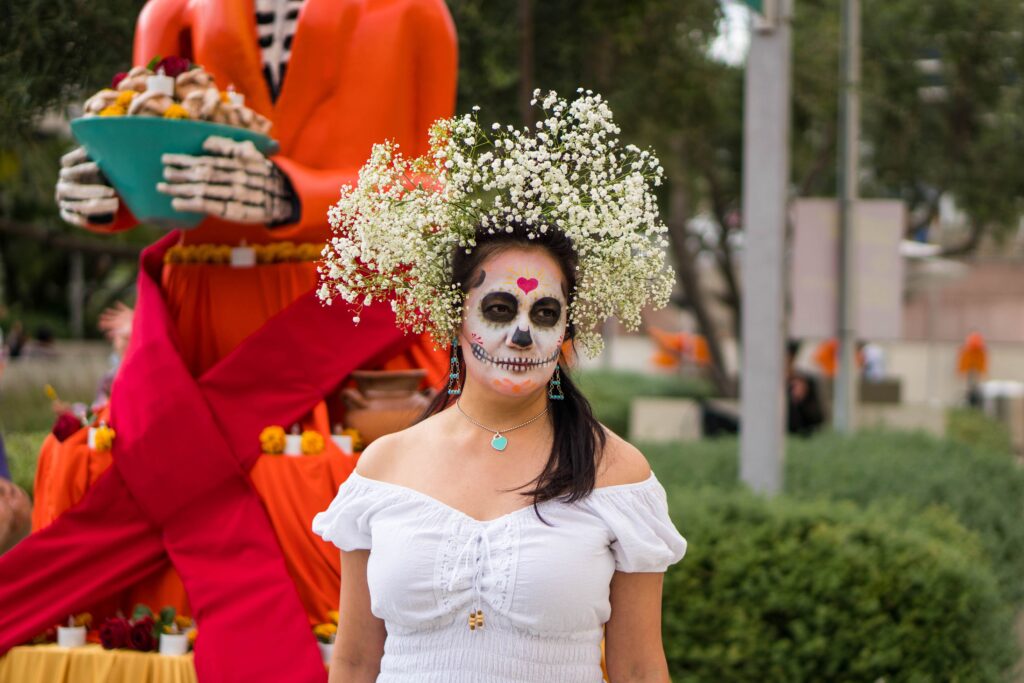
[795, 0, 1024, 254]
[0, 0, 145, 144]
[0, 0, 1021, 351]
[0, 0, 151, 337]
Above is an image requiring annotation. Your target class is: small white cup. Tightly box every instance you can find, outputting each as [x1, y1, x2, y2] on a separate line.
[57, 625, 86, 648]
[230, 245, 256, 268]
[146, 72, 175, 97]
[330, 434, 353, 455]
[284, 434, 303, 456]
[318, 641, 333, 665]
[159, 632, 189, 656]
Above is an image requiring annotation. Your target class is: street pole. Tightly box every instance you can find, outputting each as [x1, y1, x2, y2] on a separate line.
[739, 0, 792, 496]
[833, 0, 861, 432]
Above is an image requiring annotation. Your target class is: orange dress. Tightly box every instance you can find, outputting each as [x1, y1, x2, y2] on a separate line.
[34, 0, 457, 624]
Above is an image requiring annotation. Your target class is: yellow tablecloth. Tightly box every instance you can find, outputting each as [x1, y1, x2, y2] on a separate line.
[0, 644, 196, 683]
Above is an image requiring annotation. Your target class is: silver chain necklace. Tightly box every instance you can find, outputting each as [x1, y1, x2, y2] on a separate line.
[455, 400, 549, 452]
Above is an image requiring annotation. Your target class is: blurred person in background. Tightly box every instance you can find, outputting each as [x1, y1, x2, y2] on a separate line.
[21, 326, 58, 360]
[94, 302, 133, 408]
[957, 331, 988, 408]
[786, 339, 824, 436]
[4, 321, 25, 360]
[860, 340, 886, 382]
[0, 328, 30, 553]
[702, 339, 824, 437]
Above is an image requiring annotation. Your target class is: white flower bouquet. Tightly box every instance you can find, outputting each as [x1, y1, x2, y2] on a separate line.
[318, 89, 674, 357]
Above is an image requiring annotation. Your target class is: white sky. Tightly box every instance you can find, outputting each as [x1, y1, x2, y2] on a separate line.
[709, 0, 751, 66]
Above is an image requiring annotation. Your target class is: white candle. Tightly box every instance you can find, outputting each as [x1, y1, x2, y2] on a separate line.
[159, 633, 190, 656]
[230, 241, 256, 268]
[284, 434, 303, 456]
[146, 68, 175, 97]
[57, 626, 86, 648]
[331, 434, 353, 455]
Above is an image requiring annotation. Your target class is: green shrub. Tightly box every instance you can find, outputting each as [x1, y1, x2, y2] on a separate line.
[2, 430, 47, 495]
[576, 369, 710, 436]
[0, 385, 58, 433]
[662, 488, 1016, 682]
[644, 430, 1024, 606]
[947, 407, 1014, 455]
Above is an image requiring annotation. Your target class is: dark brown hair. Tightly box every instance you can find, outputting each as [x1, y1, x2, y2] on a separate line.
[419, 223, 607, 522]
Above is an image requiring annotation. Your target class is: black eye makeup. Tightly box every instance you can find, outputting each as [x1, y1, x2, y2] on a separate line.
[481, 292, 518, 323]
[530, 297, 562, 327]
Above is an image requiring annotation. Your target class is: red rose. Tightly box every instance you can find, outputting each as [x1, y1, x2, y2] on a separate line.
[129, 616, 156, 651]
[52, 412, 82, 442]
[156, 56, 191, 78]
[111, 72, 127, 89]
[99, 618, 131, 649]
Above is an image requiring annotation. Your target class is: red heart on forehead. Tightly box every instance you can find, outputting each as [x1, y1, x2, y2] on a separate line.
[516, 277, 539, 294]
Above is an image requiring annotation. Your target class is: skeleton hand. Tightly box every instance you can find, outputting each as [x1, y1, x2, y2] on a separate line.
[157, 136, 296, 225]
[55, 147, 119, 227]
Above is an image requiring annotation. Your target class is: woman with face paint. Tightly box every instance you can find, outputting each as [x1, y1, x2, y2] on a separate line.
[312, 91, 686, 683]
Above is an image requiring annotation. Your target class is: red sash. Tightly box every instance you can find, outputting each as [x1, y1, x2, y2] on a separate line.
[0, 231, 413, 682]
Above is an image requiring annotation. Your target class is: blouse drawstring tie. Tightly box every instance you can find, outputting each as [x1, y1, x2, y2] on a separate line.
[447, 527, 495, 631]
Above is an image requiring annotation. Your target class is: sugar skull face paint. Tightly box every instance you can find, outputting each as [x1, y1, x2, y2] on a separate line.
[460, 247, 567, 397]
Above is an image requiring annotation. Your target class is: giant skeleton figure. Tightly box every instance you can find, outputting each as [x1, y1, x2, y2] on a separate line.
[2, 1, 457, 681]
[55, 0, 456, 378]
[58, 0, 311, 227]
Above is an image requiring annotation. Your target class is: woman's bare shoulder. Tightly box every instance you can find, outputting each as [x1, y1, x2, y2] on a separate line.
[595, 425, 653, 488]
[353, 409, 452, 482]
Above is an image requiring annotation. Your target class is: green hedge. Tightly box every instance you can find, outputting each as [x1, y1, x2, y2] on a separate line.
[645, 430, 1024, 607]
[2, 430, 47, 495]
[575, 369, 710, 436]
[947, 407, 1014, 455]
[662, 489, 1016, 682]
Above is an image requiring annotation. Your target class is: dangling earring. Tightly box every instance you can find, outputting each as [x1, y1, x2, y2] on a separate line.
[447, 338, 462, 396]
[548, 365, 565, 400]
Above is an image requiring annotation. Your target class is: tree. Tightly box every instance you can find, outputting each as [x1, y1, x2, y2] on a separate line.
[790, 0, 1024, 253]
[448, 0, 737, 391]
[0, 0, 153, 335]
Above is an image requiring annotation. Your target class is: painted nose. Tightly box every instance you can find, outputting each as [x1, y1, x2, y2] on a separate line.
[510, 327, 533, 348]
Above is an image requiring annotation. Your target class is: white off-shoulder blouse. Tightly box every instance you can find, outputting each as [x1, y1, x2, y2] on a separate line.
[311, 469, 687, 683]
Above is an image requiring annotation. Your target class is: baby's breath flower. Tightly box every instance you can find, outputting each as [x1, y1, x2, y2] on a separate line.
[318, 90, 674, 357]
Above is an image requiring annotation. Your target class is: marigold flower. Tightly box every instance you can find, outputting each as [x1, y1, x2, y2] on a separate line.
[260, 425, 286, 454]
[115, 90, 136, 107]
[99, 105, 126, 117]
[163, 104, 190, 120]
[93, 424, 116, 452]
[313, 623, 337, 643]
[301, 430, 325, 455]
[341, 428, 363, 452]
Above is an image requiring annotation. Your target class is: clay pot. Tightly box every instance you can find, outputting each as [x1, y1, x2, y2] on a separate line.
[342, 370, 436, 446]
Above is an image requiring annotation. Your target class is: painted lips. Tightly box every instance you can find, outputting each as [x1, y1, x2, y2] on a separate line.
[470, 343, 558, 373]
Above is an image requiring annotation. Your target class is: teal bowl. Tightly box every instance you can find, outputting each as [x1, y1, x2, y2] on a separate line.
[70, 117, 279, 229]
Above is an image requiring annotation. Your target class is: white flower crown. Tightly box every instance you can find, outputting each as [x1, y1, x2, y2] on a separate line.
[317, 89, 674, 357]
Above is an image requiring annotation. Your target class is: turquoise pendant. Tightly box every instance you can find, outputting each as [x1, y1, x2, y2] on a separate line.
[491, 433, 508, 452]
